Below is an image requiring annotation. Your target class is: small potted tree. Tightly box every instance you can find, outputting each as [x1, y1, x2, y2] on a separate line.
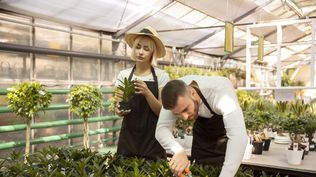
[282, 115, 306, 165]
[68, 85, 102, 149]
[273, 101, 291, 144]
[7, 82, 52, 162]
[302, 113, 316, 152]
[115, 77, 135, 111]
[244, 109, 264, 155]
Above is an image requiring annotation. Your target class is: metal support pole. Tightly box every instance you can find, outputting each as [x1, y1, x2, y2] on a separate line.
[311, 20, 315, 87]
[276, 25, 282, 88]
[246, 26, 251, 88]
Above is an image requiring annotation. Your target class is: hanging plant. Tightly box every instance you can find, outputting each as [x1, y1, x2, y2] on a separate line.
[7, 81, 52, 162]
[68, 85, 102, 149]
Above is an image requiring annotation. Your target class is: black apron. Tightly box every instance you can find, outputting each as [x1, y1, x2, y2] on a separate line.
[117, 66, 166, 159]
[191, 87, 228, 166]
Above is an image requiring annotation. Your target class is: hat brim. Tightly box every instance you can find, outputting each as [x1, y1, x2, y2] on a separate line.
[125, 33, 166, 58]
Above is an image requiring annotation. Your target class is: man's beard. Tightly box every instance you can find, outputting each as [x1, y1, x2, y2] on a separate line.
[192, 98, 199, 120]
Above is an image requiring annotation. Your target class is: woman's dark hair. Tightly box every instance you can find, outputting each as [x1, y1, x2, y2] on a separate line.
[161, 80, 188, 110]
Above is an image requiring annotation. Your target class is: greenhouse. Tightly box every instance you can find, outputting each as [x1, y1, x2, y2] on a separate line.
[0, 0, 315, 177]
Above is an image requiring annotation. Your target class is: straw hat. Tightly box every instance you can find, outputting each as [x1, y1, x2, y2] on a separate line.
[125, 26, 166, 58]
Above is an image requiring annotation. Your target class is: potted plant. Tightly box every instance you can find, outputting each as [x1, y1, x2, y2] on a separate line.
[115, 77, 135, 111]
[302, 113, 316, 152]
[7, 81, 52, 162]
[282, 114, 306, 165]
[244, 109, 264, 155]
[273, 101, 291, 144]
[68, 85, 102, 149]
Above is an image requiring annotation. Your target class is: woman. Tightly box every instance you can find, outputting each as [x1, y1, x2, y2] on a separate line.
[114, 26, 169, 160]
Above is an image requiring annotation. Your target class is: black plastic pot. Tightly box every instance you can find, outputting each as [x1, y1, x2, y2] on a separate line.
[262, 138, 271, 151]
[252, 141, 263, 155]
[119, 101, 132, 111]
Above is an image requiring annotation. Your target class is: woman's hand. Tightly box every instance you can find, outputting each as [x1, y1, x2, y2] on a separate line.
[115, 104, 131, 116]
[114, 89, 130, 116]
[135, 80, 150, 97]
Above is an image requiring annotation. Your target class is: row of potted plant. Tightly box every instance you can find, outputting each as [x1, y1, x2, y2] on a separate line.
[238, 91, 316, 165]
[0, 146, 280, 177]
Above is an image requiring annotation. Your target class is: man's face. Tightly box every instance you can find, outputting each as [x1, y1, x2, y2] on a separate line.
[171, 92, 199, 121]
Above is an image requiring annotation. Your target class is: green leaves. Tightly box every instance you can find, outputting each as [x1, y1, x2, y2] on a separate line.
[116, 77, 135, 102]
[0, 146, 278, 177]
[7, 82, 52, 120]
[68, 85, 102, 119]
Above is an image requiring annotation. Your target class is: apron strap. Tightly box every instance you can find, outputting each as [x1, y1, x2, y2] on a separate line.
[128, 65, 136, 81]
[127, 65, 159, 98]
[192, 86, 219, 116]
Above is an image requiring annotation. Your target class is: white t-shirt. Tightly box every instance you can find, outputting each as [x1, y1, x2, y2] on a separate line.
[115, 67, 169, 89]
[155, 75, 248, 177]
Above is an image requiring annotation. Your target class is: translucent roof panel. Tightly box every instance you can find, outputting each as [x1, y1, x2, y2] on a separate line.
[193, 29, 225, 48]
[127, 1, 223, 48]
[293, 0, 316, 16]
[162, 2, 192, 19]
[180, 0, 257, 23]
[0, 0, 170, 32]
[194, 48, 226, 56]
[127, 11, 213, 47]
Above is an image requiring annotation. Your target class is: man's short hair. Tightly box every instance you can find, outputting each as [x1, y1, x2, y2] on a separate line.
[161, 80, 188, 110]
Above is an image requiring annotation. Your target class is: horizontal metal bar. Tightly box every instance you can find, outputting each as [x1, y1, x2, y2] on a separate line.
[0, 42, 131, 61]
[0, 126, 121, 150]
[0, 101, 111, 113]
[0, 16, 120, 42]
[0, 88, 114, 95]
[0, 42, 173, 66]
[69, 137, 118, 148]
[0, 115, 120, 133]
[238, 86, 316, 90]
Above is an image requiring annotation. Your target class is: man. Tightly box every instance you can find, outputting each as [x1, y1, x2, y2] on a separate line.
[155, 75, 247, 177]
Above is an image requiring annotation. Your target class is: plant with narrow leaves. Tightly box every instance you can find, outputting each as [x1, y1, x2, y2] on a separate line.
[116, 77, 135, 102]
[7, 81, 52, 161]
[68, 85, 102, 149]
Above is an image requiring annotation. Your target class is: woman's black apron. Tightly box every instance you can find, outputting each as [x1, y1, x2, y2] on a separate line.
[117, 66, 166, 159]
[191, 87, 228, 166]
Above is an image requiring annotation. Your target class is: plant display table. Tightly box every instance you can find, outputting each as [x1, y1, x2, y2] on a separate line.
[242, 142, 316, 177]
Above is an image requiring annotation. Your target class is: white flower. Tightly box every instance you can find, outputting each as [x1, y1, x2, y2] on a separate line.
[39, 90, 45, 95]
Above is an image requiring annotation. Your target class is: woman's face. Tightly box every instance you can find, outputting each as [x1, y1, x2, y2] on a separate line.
[134, 37, 153, 64]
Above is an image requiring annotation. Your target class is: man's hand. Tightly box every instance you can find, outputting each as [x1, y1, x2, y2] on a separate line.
[169, 150, 190, 176]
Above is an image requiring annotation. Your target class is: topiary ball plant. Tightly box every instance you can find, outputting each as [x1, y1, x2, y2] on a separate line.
[68, 85, 102, 149]
[7, 81, 52, 161]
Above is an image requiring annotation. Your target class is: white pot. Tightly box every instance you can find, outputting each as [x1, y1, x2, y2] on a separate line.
[274, 134, 291, 144]
[243, 144, 253, 160]
[286, 149, 304, 165]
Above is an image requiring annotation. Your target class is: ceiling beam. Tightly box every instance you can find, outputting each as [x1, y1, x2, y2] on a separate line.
[284, 0, 304, 18]
[183, 30, 218, 51]
[222, 22, 284, 59]
[113, 0, 175, 39]
[183, 0, 275, 53]
[233, 0, 275, 23]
